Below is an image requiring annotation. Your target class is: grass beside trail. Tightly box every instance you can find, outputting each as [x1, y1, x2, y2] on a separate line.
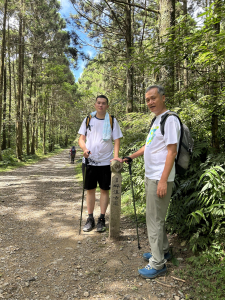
[174, 253, 225, 300]
[74, 159, 83, 185]
[0, 147, 66, 172]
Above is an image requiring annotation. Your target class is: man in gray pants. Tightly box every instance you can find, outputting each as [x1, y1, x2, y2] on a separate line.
[122, 85, 180, 278]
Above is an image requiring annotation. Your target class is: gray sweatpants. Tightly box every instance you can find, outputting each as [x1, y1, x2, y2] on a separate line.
[145, 178, 174, 270]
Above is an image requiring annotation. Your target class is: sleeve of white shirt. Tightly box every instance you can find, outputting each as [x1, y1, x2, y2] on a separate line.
[163, 116, 180, 146]
[78, 118, 87, 136]
[112, 118, 123, 140]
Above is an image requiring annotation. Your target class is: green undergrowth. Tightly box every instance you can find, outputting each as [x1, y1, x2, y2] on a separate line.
[121, 192, 146, 224]
[74, 160, 83, 184]
[0, 146, 66, 172]
[174, 250, 225, 300]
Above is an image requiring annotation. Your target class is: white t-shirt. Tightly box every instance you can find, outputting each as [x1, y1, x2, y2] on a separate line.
[78, 116, 123, 166]
[144, 110, 181, 182]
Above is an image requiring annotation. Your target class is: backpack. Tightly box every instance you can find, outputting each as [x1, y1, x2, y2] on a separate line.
[71, 148, 76, 154]
[149, 111, 194, 175]
[85, 114, 114, 136]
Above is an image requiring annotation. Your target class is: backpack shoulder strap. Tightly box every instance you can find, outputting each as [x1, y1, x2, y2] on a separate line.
[110, 115, 114, 131]
[86, 114, 92, 128]
[160, 111, 184, 162]
[85, 114, 92, 136]
[86, 114, 114, 135]
[160, 111, 182, 135]
[149, 116, 156, 133]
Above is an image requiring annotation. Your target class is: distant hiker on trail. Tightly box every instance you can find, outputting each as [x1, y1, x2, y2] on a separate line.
[115, 85, 181, 279]
[78, 95, 123, 233]
[70, 146, 76, 164]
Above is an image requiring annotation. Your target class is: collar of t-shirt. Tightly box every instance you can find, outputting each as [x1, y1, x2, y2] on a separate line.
[154, 110, 170, 122]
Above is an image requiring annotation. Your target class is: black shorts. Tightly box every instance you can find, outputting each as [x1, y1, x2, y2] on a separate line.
[82, 164, 111, 190]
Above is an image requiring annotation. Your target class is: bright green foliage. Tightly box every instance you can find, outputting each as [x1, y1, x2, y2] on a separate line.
[119, 112, 150, 219]
[166, 153, 225, 253]
[175, 251, 225, 299]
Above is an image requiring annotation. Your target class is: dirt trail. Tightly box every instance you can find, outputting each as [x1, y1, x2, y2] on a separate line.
[0, 149, 190, 300]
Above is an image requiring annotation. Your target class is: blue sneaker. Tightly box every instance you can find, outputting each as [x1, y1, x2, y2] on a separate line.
[138, 264, 167, 279]
[143, 252, 171, 262]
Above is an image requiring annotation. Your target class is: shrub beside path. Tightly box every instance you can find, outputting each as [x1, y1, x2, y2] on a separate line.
[0, 149, 191, 300]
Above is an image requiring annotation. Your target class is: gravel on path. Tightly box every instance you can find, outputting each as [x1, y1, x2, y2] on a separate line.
[0, 149, 191, 300]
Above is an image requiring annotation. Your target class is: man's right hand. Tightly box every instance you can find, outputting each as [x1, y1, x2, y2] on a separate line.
[83, 150, 91, 158]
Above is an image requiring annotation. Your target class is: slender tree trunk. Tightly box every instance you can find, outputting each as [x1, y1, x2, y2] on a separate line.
[16, 2, 25, 160]
[49, 102, 55, 152]
[159, 0, 175, 100]
[13, 59, 17, 104]
[25, 118, 30, 155]
[35, 99, 38, 150]
[16, 10, 23, 160]
[7, 21, 12, 149]
[125, 0, 133, 113]
[43, 112, 47, 154]
[0, 0, 8, 160]
[183, 0, 188, 88]
[2, 66, 7, 150]
[43, 92, 48, 154]
[31, 83, 36, 155]
[26, 56, 35, 155]
[31, 106, 35, 155]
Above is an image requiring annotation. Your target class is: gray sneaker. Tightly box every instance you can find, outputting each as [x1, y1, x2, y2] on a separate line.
[96, 217, 106, 232]
[83, 217, 95, 232]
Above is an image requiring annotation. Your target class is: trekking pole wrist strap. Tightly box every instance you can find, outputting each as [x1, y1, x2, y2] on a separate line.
[123, 156, 132, 163]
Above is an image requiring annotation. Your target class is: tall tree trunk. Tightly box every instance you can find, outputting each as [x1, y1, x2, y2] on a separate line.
[7, 20, 12, 149]
[43, 92, 48, 154]
[16, 2, 25, 161]
[25, 117, 30, 155]
[13, 59, 17, 104]
[159, 0, 175, 100]
[0, 0, 8, 160]
[31, 83, 36, 155]
[35, 99, 38, 150]
[16, 15, 23, 160]
[48, 102, 55, 152]
[183, 0, 188, 88]
[125, 0, 134, 113]
[2, 66, 7, 150]
[43, 112, 47, 154]
[26, 56, 35, 155]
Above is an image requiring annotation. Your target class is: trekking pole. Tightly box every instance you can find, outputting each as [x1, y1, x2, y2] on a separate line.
[124, 157, 141, 250]
[79, 152, 90, 235]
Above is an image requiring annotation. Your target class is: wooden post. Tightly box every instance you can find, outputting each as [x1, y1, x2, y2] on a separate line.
[109, 160, 123, 239]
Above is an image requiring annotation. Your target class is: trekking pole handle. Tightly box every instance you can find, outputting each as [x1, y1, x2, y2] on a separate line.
[123, 157, 133, 175]
[85, 151, 90, 167]
[123, 156, 133, 163]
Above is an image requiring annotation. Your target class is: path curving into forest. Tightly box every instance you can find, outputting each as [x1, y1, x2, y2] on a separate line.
[0, 149, 190, 300]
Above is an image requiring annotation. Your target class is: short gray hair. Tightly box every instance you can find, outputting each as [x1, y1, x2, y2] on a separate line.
[146, 85, 165, 96]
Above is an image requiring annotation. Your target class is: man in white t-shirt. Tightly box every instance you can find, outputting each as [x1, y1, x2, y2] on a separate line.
[78, 95, 123, 233]
[122, 85, 180, 279]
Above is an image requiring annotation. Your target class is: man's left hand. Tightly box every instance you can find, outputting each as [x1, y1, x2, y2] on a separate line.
[157, 180, 167, 198]
[110, 157, 123, 163]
